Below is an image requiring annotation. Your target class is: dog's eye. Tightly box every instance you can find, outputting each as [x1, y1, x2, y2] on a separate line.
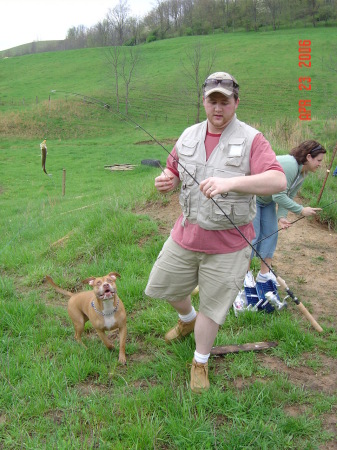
[96, 281, 102, 286]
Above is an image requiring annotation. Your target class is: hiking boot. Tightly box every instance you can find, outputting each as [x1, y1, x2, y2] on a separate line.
[164, 316, 197, 343]
[190, 358, 210, 393]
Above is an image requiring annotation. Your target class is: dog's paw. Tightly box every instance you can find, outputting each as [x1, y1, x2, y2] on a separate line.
[118, 355, 127, 365]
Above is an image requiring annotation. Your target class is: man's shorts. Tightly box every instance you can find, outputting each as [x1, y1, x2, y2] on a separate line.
[145, 236, 251, 325]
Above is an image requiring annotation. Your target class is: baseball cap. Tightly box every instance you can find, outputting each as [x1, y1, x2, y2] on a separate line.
[203, 72, 239, 97]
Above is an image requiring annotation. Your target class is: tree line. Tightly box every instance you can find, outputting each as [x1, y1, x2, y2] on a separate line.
[2, 0, 334, 57]
[64, 0, 336, 49]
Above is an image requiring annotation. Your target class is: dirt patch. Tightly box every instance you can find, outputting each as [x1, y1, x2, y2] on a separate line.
[259, 353, 337, 394]
[140, 191, 337, 332]
[275, 210, 337, 328]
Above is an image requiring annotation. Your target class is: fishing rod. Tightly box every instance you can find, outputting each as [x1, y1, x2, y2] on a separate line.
[254, 198, 337, 246]
[51, 89, 323, 333]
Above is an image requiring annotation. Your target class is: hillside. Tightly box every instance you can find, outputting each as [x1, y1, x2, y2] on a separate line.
[1, 28, 337, 449]
[1, 28, 336, 135]
[0, 40, 66, 58]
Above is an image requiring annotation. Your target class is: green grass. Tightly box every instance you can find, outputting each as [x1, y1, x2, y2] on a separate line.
[0, 28, 337, 449]
[1, 28, 337, 127]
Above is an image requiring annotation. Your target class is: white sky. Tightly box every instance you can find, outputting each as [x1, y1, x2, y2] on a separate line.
[0, 0, 155, 51]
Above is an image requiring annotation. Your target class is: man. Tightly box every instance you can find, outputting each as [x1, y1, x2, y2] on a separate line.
[145, 72, 286, 393]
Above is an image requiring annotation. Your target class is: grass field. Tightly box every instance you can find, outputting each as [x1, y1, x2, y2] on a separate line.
[0, 28, 337, 449]
[1, 28, 337, 126]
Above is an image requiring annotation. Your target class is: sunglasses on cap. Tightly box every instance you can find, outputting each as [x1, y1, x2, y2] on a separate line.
[203, 78, 239, 90]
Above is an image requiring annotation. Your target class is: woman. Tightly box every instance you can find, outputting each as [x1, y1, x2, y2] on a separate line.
[247, 140, 326, 285]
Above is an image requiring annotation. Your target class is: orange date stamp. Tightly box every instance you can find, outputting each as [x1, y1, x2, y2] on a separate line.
[298, 40, 311, 121]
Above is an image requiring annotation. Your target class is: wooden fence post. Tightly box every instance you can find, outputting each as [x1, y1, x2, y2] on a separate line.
[62, 169, 66, 196]
[317, 143, 337, 204]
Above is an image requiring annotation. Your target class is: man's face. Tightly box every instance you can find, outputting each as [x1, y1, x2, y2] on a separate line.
[203, 92, 239, 133]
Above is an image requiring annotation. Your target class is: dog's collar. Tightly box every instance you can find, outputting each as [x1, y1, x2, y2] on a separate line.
[91, 297, 119, 316]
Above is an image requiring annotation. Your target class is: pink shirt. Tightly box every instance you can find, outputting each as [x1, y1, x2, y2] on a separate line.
[167, 131, 284, 254]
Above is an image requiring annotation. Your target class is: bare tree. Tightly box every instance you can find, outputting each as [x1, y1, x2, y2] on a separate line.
[244, 0, 261, 31]
[181, 0, 194, 28]
[170, 0, 184, 31]
[128, 17, 141, 45]
[306, 0, 319, 27]
[231, 0, 239, 32]
[264, 0, 282, 30]
[107, 0, 130, 45]
[120, 48, 141, 115]
[89, 19, 111, 47]
[194, 0, 218, 33]
[66, 25, 88, 49]
[106, 47, 141, 115]
[219, 0, 231, 32]
[155, 0, 171, 38]
[181, 42, 216, 123]
[105, 47, 122, 112]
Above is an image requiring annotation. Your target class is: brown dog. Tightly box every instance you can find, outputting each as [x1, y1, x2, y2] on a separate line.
[44, 272, 127, 364]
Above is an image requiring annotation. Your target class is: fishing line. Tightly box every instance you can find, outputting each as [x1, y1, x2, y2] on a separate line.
[48, 89, 288, 274]
[51, 91, 264, 253]
[49, 89, 325, 331]
[254, 198, 337, 246]
[45, 94, 52, 138]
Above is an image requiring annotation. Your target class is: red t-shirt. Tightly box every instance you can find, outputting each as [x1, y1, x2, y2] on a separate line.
[166, 131, 283, 254]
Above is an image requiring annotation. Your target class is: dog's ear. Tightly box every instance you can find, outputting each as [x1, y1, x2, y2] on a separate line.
[82, 276, 96, 285]
[109, 272, 121, 279]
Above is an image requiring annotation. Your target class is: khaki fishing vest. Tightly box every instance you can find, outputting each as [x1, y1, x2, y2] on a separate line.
[175, 115, 259, 230]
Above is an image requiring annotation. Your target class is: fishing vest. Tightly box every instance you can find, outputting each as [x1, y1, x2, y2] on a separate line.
[175, 115, 259, 230]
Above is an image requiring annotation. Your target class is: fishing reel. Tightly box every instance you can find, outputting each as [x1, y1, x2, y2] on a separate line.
[265, 291, 288, 311]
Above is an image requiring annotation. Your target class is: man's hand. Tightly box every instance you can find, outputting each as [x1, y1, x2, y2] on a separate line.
[199, 177, 230, 198]
[154, 170, 178, 193]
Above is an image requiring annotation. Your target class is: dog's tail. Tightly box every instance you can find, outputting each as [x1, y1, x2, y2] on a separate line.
[44, 275, 73, 297]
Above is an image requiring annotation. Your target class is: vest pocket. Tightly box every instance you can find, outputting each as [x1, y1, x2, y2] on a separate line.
[211, 198, 233, 224]
[232, 201, 251, 223]
[178, 164, 197, 222]
[211, 198, 251, 227]
[178, 163, 196, 187]
[180, 140, 198, 157]
[225, 137, 247, 167]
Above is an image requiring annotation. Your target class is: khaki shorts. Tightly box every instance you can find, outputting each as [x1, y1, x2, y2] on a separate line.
[145, 236, 251, 325]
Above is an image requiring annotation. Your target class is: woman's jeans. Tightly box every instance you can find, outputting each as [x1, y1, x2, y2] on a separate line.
[251, 201, 278, 260]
